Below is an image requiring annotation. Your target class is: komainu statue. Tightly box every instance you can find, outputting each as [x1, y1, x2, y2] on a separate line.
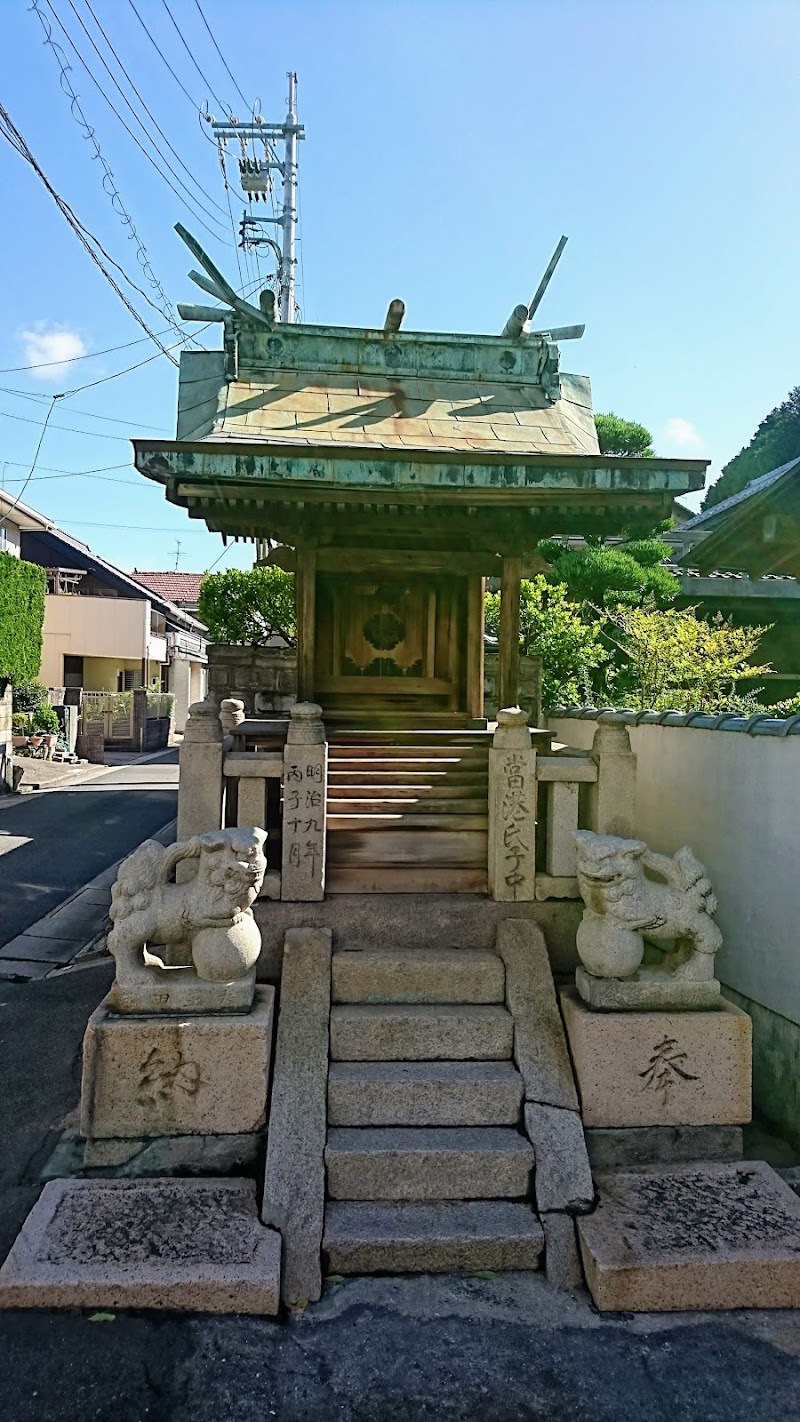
[572, 830, 723, 1010]
[107, 827, 267, 1015]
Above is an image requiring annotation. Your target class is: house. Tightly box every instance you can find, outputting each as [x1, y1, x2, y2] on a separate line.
[13, 511, 207, 731]
[131, 570, 205, 618]
[0, 488, 55, 555]
[670, 458, 800, 700]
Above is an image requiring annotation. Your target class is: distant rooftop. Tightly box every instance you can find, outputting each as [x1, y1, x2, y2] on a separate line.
[132, 570, 205, 604]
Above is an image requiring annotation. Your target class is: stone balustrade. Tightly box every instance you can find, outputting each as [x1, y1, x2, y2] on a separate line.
[178, 698, 328, 902]
[488, 708, 634, 904]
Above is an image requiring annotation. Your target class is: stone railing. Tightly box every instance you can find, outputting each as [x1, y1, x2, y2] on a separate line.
[488, 708, 635, 903]
[178, 698, 327, 902]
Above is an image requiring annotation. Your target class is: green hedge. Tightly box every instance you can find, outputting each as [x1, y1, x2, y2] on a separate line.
[0, 553, 46, 685]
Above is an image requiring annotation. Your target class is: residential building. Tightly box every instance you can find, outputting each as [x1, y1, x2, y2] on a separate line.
[8, 505, 207, 730]
[131, 570, 205, 618]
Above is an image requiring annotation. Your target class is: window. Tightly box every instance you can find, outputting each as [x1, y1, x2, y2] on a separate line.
[63, 655, 84, 689]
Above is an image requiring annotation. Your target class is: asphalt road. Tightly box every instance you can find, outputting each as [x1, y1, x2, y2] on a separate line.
[0, 752, 178, 946]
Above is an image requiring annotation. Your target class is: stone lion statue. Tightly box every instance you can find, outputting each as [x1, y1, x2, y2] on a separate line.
[107, 828, 267, 1012]
[573, 830, 722, 981]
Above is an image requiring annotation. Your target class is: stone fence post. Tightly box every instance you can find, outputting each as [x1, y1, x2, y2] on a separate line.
[488, 706, 537, 902]
[219, 696, 246, 741]
[281, 702, 327, 902]
[177, 700, 224, 844]
[586, 720, 637, 838]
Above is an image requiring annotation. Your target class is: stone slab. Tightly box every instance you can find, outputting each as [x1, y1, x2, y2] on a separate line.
[0, 934, 84, 965]
[326, 1127, 534, 1201]
[542, 1211, 585, 1291]
[0, 957, 52, 981]
[497, 919, 578, 1110]
[330, 1003, 513, 1061]
[524, 1103, 594, 1213]
[323, 1201, 544, 1274]
[262, 927, 332, 1306]
[559, 988, 751, 1128]
[0, 1178, 281, 1314]
[80, 987, 275, 1139]
[585, 1125, 744, 1170]
[576, 965, 721, 1013]
[577, 1161, 800, 1311]
[332, 948, 505, 1005]
[23, 898, 106, 938]
[328, 1060, 523, 1127]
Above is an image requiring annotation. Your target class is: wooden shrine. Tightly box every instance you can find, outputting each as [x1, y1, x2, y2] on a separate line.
[133, 232, 707, 731]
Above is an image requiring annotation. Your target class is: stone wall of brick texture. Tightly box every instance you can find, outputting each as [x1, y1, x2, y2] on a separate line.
[484, 652, 543, 725]
[207, 644, 298, 716]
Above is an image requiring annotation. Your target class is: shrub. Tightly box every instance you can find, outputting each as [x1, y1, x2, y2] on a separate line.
[198, 567, 296, 646]
[32, 703, 60, 735]
[12, 680, 49, 714]
[607, 604, 771, 712]
[0, 554, 46, 686]
[485, 575, 607, 709]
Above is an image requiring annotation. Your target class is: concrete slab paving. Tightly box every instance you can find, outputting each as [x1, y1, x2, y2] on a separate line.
[0, 956, 52, 981]
[0, 934, 86, 965]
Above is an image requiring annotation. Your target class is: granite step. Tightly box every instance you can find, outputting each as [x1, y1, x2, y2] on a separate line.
[323, 1200, 544, 1274]
[330, 1003, 514, 1061]
[328, 1060, 523, 1126]
[325, 1127, 535, 1201]
[332, 948, 505, 1005]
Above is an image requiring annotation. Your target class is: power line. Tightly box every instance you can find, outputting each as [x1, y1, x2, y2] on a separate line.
[77, 0, 231, 220]
[0, 387, 167, 433]
[41, 0, 231, 245]
[192, 0, 250, 111]
[0, 330, 160, 374]
[0, 396, 61, 528]
[126, 0, 202, 112]
[2, 460, 130, 475]
[0, 99, 180, 364]
[0, 409, 132, 441]
[50, 517, 221, 533]
[160, 0, 230, 116]
[30, 0, 183, 343]
[2, 470, 145, 487]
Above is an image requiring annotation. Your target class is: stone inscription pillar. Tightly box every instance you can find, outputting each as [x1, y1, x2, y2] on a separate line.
[281, 702, 327, 902]
[488, 706, 537, 902]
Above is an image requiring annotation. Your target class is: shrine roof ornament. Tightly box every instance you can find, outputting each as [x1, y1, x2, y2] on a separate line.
[131, 227, 710, 548]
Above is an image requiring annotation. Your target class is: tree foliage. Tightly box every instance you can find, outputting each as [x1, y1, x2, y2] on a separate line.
[0, 553, 46, 686]
[543, 541, 678, 610]
[703, 384, 800, 510]
[485, 575, 606, 709]
[606, 605, 771, 712]
[594, 412, 654, 458]
[198, 566, 296, 646]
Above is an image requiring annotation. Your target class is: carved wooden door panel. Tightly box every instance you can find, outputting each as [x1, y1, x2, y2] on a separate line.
[315, 574, 464, 712]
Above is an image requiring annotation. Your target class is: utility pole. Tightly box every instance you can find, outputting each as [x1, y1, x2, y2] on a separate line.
[209, 73, 304, 323]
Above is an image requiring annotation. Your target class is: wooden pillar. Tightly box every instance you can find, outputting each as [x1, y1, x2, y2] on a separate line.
[465, 576, 486, 721]
[498, 556, 522, 710]
[295, 547, 317, 703]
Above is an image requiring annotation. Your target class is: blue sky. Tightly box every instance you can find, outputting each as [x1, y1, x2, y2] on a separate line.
[0, 0, 798, 574]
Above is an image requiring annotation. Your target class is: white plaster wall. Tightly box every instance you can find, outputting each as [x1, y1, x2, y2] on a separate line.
[42, 595, 148, 670]
[548, 716, 800, 1029]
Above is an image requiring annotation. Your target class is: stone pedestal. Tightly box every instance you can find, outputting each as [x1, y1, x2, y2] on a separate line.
[80, 987, 275, 1141]
[576, 964, 721, 1012]
[559, 987, 751, 1128]
[488, 708, 537, 902]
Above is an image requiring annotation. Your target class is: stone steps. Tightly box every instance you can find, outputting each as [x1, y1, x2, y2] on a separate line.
[330, 1003, 514, 1061]
[327, 813, 488, 832]
[323, 1200, 544, 1274]
[328, 1060, 523, 1126]
[332, 948, 505, 1005]
[325, 1127, 535, 1201]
